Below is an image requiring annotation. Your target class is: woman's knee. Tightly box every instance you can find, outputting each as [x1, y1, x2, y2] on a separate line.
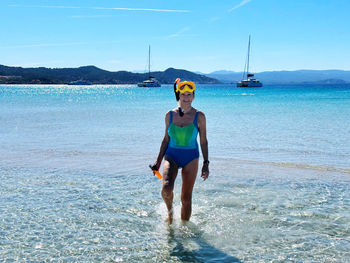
[181, 193, 192, 207]
[162, 182, 174, 197]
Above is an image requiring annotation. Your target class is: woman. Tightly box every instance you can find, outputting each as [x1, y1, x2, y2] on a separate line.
[152, 79, 209, 223]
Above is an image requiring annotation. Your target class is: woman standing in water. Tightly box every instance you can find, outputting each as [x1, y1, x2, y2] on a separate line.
[151, 79, 209, 223]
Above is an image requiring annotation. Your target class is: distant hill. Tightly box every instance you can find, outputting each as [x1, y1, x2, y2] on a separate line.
[206, 70, 350, 84]
[2, 65, 349, 85]
[0, 65, 220, 84]
[206, 71, 243, 83]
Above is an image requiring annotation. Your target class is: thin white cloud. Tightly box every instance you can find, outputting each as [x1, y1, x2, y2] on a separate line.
[71, 15, 113, 19]
[1, 41, 121, 49]
[9, 5, 189, 13]
[94, 7, 189, 13]
[229, 0, 251, 12]
[165, 27, 191, 39]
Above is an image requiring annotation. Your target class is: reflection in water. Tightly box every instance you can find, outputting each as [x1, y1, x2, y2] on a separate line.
[167, 222, 242, 263]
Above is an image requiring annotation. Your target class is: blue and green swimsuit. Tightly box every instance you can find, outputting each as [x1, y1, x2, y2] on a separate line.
[165, 111, 199, 168]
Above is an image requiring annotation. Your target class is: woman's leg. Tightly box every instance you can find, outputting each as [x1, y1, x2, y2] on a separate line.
[162, 155, 178, 223]
[181, 158, 199, 221]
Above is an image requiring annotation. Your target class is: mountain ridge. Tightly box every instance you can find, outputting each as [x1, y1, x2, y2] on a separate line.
[1, 65, 350, 85]
[205, 69, 350, 84]
[0, 65, 219, 84]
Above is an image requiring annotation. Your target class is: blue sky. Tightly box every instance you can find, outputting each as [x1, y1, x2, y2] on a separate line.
[1, 0, 350, 73]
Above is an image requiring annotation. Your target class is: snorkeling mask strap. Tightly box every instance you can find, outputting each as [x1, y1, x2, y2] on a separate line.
[174, 78, 184, 117]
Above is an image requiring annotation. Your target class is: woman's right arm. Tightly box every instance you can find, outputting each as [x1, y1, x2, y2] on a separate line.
[154, 111, 170, 170]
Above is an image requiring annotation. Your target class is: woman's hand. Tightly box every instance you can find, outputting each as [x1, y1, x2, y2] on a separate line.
[201, 163, 209, 181]
[151, 162, 161, 171]
[150, 163, 157, 171]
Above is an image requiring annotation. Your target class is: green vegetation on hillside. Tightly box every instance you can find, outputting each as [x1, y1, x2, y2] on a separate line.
[0, 65, 220, 84]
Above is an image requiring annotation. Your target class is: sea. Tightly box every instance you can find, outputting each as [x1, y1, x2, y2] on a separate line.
[0, 84, 349, 262]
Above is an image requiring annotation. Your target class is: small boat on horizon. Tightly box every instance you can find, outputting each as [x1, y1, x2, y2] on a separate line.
[68, 80, 92, 85]
[137, 45, 161, 87]
[237, 35, 263, 88]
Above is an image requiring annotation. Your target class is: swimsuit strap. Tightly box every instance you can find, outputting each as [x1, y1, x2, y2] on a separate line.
[193, 111, 199, 127]
[169, 110, 198, 125]
[169, 111, 173, 124]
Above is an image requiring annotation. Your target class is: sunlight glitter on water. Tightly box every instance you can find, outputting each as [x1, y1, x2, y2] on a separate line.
[1, 84, 350, 262]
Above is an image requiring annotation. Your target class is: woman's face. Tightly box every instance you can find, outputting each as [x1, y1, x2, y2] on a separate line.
[179, 92, 194, 105]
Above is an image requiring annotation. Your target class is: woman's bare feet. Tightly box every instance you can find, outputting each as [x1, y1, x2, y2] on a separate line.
[165, 208, 174, 224]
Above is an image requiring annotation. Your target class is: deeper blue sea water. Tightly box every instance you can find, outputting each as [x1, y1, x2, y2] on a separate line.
[0, 84, 349, 262]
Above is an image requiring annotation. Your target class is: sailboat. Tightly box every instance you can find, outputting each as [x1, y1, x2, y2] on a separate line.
[137, 45, 161, 87]
[237, 35, 263, 87]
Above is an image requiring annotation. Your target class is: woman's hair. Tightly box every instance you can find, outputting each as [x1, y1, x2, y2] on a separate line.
[174, 81, 180, 101]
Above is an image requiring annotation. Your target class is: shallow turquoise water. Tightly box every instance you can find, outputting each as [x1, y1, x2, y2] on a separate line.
[0, 84, 349, 262]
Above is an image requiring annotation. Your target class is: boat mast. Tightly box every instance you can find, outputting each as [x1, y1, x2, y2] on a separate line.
[148, 45, 151, 78]
[241, 35, 251, 80]
[247, 35, 251, 78]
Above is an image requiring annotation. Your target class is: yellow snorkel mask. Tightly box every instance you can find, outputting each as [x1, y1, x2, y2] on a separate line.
[173, 79, 196, 117]
[173, 78, 196, 106]
[176, 81, 196, 93]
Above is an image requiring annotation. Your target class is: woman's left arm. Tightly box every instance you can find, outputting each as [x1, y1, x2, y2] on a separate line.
[198, 112, 209, 180]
